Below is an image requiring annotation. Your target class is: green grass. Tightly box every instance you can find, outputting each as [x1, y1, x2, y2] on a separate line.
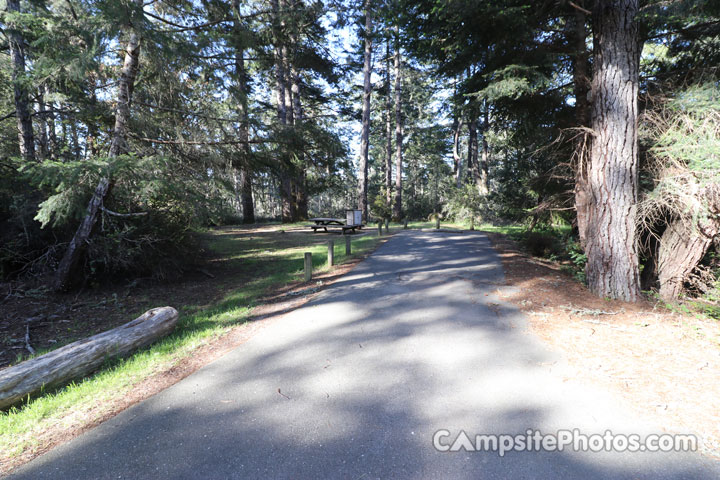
[0, 224, 385, 469]
[400, 220, 472, 230]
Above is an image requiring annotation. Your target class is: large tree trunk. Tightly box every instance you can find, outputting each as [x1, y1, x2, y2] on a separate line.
[478, 101, 490, 195]
[54, 1, 142, 292]
[5, 0, 35, 162]
[467, 115, 479, 189]
[358, 0, 373, 222]
[392, 27, 403, 221]
[584, 0, 641, 301]
[291, 65, 308, 220]
[0, 307, 178, 410]
[272, 1, 287, 126]
[385, 37, 393, 207]
[283, 48, 294, 127]
[271, 0, 294, 222]
[657, 220, 719, 300]
[240, 167, 255, 223]
[453, 116, 463, 188]
[571, 0, 592, 249]
[289, 4, 307, 222]
[657, 189, 720, 300]
[232, 0, 255, 224]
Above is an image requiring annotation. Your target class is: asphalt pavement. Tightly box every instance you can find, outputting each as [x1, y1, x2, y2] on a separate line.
[8, 230, 720, 479]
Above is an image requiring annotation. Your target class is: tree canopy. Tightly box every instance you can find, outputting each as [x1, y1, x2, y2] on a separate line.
[1, 0, 719, 302]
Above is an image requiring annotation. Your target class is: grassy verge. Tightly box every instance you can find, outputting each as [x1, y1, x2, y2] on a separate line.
[477, 223, 586, 282]
[0, 224, 385, 471]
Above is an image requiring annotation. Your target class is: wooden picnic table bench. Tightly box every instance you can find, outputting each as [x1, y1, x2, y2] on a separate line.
[308, 217, 343, 232]
[308, 217, 364, 234]
[309, 217, 345, 226]
[340, 224, 363, 234]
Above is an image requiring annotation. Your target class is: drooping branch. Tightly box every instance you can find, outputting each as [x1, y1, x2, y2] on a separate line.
[100, 205, 147, 217]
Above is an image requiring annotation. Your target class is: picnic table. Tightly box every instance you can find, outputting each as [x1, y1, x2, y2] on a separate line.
[310, 217, 345, 227]
[308, 217, 364, 234]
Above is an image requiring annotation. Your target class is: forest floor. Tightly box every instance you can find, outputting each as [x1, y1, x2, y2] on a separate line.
[483, 231, 720, 458]
[0, 222, 397, 474]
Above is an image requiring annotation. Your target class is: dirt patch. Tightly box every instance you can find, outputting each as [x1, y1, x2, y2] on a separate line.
[484, 231, 720, 458]
[0, 269, 229, 369]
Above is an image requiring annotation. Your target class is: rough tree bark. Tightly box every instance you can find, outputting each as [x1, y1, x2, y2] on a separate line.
[0, 307, 178, 410]
[571, 0, 592, 249]
[657, 189, 720, 300]
[53, 0, 143, 292]
[358, 0, 373, 222]
[392, 26, 403, 221]
[658, 220, 720, 300]
[584, 0, 641, 301]
[232, 0, 255, 224]
[5, 0, 35, 162]
[385, 37, 393, 207]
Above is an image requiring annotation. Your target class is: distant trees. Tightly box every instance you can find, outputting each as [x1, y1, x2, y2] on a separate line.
[392, 25, 403, 221]
[54, 0, 145, 291]
[1, 0, 719, 303]
[400, 0, 720, 302]
[0, 0, 349, 287]
[5, 0, 35, 163]
[356, 0, 372, 222]
[231, 0, 255, 224]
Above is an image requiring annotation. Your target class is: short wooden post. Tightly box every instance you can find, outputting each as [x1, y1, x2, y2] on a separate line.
[470, 216, 475, 231]
[304, 252, 312, 281]
[377, 222, 382, 236]
[435, 215, 440, 229]
[384, 218, 389, 233]
[403, 218, 408, 229]
[327, 240, 334, 266]
[345, 235, 351, 255]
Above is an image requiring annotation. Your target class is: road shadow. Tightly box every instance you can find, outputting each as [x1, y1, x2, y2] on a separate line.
[9, 232, 719, 479]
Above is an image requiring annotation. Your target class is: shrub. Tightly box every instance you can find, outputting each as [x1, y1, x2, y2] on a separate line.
[522, 231, 562, 257]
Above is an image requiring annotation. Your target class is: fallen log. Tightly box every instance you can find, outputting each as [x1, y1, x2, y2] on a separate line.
[0, 306, 178, 410]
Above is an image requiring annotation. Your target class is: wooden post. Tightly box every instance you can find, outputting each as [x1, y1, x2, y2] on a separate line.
[436, 215, 440, 229]
[327, 240, 334, 266]
[304, 252, 312, 281]
[345, 235, 351, 255]
[470, 216, 475, 231]
[403, 218, 408, 229]
[377, 222, 382, 236]
[384, 218, 389, 233]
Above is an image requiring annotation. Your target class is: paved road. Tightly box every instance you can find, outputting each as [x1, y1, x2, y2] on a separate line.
[9, 231, 720, 479]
